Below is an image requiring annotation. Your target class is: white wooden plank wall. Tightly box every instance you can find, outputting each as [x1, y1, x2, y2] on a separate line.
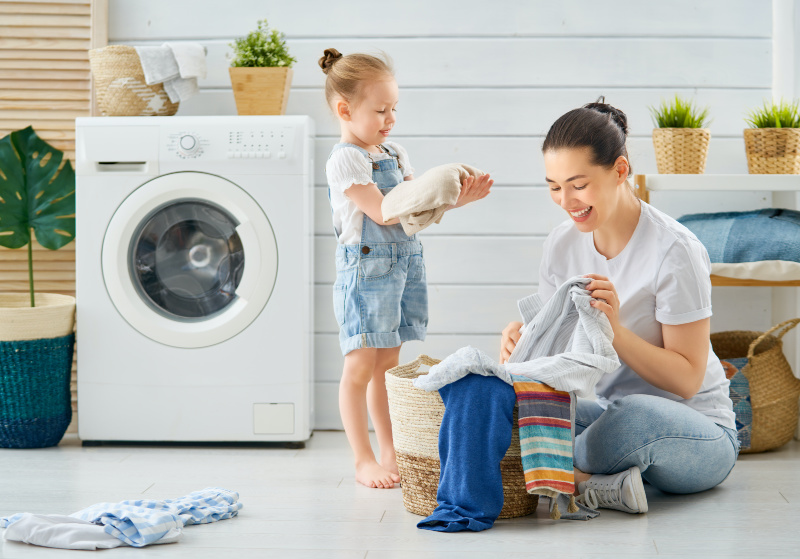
[108, 0, 778, 429]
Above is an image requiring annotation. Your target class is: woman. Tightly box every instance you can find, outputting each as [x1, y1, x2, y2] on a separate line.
[500, 100, 738, 513]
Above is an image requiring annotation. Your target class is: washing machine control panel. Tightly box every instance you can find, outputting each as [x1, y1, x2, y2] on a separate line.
[161, 123, 297, 166]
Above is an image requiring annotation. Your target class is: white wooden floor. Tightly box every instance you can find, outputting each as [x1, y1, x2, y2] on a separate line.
[1, 432, 798, 558]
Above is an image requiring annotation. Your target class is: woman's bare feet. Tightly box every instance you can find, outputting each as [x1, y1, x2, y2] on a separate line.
[356, 459, 399, 488]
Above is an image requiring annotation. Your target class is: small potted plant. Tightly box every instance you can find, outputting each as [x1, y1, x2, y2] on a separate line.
[649, 95, 712, 174]
[0, 126, 76, 448]
[744, 99, 800, 174]
[229, 19, 297, 115]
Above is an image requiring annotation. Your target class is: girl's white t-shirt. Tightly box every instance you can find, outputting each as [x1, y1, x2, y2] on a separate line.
[325, 141, 414, 245]
[539, 201, 736, 429]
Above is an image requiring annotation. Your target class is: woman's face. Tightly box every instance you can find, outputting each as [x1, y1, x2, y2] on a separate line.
[543, 147, 630, 233]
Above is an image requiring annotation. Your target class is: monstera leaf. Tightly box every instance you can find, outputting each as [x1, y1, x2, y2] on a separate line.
[0, 126, 75, 305]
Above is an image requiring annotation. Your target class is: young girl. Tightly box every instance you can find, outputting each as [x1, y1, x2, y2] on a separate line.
[319, 48, 493, 488]
[501, 100, 738, 512]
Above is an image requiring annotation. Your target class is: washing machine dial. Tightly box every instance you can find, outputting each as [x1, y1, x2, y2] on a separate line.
[178, 134, 199, 155]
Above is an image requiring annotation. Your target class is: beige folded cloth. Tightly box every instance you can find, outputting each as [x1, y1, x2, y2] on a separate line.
[381, 163, 484, 235]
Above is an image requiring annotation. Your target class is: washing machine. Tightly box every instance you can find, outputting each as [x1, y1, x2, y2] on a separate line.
[75, 116, 314, 443]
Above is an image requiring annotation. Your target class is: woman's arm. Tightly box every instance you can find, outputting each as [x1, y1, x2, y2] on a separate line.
[585, 274, 708, 400]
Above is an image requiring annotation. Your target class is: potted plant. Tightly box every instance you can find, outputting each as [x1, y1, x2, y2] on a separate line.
[743, 99, 800, 174]
[0, 126, 76, 448]
[649, 95, 711, 174]
[229, 19, 297, 115]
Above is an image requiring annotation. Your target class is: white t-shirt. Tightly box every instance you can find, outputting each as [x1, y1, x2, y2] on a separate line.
[538, 201, 735, 429]
[325, 141, 414, 245]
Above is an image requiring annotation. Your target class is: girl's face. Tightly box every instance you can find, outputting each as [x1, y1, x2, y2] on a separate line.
[543, 147, 630, 233]
[337, 78, 399, 150]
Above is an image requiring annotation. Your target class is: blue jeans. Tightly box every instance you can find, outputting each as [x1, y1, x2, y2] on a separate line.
[575, 394, 739, 494]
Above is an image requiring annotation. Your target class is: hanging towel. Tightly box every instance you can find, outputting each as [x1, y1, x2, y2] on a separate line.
[1, 487, 241, 549]
[134, 42, 207, 103]
[381, 163, 484, 235]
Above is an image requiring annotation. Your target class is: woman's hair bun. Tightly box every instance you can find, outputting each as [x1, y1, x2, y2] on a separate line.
[583, 96, 629, 136]
[319, 48, 343, 74]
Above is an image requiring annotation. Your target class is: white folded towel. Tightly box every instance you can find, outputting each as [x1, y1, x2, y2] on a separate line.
[134, 42, 207, 103]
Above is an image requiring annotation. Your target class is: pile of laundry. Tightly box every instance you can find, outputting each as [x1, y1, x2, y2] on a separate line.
[134, 43, 207, 103]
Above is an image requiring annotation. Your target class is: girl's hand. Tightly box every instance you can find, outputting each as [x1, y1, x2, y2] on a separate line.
[584, 274, 621, 332]
[500, 321, 523, 364]
[454, 173, 493, 208]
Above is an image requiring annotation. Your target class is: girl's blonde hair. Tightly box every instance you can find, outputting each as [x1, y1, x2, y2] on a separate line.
[318, 48, 394, 108]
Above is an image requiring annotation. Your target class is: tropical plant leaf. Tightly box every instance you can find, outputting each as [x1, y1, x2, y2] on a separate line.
[0, 126, 75, 251]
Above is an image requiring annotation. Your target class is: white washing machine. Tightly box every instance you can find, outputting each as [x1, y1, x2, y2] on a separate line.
[75, 116, 314, 443]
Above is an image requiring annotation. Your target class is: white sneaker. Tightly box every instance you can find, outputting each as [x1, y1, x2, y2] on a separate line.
[577, 466, 648, 514]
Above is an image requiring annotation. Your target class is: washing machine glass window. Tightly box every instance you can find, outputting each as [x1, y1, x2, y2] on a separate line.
[131, 200, 245, 320]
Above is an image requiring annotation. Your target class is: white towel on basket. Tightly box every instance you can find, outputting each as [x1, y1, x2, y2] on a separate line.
[134, 42, 207, 103]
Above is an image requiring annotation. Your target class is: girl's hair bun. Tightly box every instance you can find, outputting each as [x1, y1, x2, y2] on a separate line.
[584, 96, 629, 136]
[319, 48, 343, 74]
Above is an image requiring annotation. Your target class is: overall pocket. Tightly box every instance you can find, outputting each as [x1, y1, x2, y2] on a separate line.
[359, 256, 395, 280]
[332, 284, 347, 326]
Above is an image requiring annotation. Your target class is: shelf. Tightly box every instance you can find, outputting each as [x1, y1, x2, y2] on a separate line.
[633, 174, 800, 288]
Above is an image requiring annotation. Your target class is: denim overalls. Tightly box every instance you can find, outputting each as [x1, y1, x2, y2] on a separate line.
[329, 143, 428, 356]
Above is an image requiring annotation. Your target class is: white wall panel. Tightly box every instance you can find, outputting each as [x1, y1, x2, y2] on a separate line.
[105, 1, 782, 431]
[181, 88, 771, 137]
[109, 0, 770, 40]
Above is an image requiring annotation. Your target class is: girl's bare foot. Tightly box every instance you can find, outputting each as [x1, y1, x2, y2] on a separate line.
[355, 459, 398, 488]
[380, 452, 401, 481]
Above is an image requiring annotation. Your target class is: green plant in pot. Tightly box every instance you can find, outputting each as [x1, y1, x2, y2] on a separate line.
[229, 19, 297, 115]
[649, 94, 711, 174]
[0, 126, 76, 448]
[743, 99, 800, 174]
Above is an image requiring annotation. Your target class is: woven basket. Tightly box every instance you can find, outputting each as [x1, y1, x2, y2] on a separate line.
[652, 128, 711, 174]
[385, 355, 539, 518]
[88, 45, 179, 116]
[711, 319, 800, 453]
[743, 128, 800, 174]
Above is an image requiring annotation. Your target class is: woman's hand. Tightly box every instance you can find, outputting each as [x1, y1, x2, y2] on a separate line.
[454, 173, 493, 208]
[500, 321, 523, 364]
[584, 274, 621, 332]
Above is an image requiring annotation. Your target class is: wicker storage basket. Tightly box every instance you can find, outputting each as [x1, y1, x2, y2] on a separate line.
[743, 128, 800, 174]
[710, 319, 800, 453]
[385, 355, 539, 518]
[652, 128, 711, 174]
[88, 45, 179, 116]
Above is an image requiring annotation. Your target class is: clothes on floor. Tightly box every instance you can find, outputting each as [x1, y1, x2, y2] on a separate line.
[540, 200, 736, 430]
[381, 163, 484, 235]
[1, 487, 241, 549]
[327, 142, 428, 355]
[575, 396, 739, 494]
[413, 276, 620, 397]
[325, 141, 414, 245]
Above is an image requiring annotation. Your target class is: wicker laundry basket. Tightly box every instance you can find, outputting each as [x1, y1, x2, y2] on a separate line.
[652, 128, 711, 174]
[711, 319, 800, 453]
[385, 355, 539, 518]
[744, 128, 800, 174]
[88, 45, 179, 116]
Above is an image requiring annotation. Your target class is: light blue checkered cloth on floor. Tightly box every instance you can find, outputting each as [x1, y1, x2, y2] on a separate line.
[1, 487, 241, 548]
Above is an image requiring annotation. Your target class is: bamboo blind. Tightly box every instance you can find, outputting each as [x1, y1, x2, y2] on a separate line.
[0, 0, 107, 433]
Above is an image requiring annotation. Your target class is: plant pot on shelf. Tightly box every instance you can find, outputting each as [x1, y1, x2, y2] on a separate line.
[0, 293, 76, 449]
[229, 67, 293, 115]
[743, 128, 800, 174]
[652, 128, 711, 174]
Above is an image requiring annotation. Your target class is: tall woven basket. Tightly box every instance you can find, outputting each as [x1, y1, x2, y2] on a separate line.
[652, 128, 711, 174]
[710, 319, 800, 453]
[743, 128, 800, 174]
[385, 355, 539, 518]
[88, 45, 179, 116]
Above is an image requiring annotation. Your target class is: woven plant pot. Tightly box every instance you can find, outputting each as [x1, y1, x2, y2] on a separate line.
[711, 319, 800, 453]
[0, 293, 76, 449]
[743, 128, 800, 174]
[652, 128, 711, 174]
[385, 355, 539, 518]
[88, 45, 179, 117]
[229, 67, 293, 115]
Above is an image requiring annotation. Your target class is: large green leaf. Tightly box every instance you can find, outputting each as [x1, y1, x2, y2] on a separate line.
[0, 126, 75, 250]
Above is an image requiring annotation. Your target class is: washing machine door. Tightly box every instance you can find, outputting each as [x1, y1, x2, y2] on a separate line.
[102, 171, 277, 348]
